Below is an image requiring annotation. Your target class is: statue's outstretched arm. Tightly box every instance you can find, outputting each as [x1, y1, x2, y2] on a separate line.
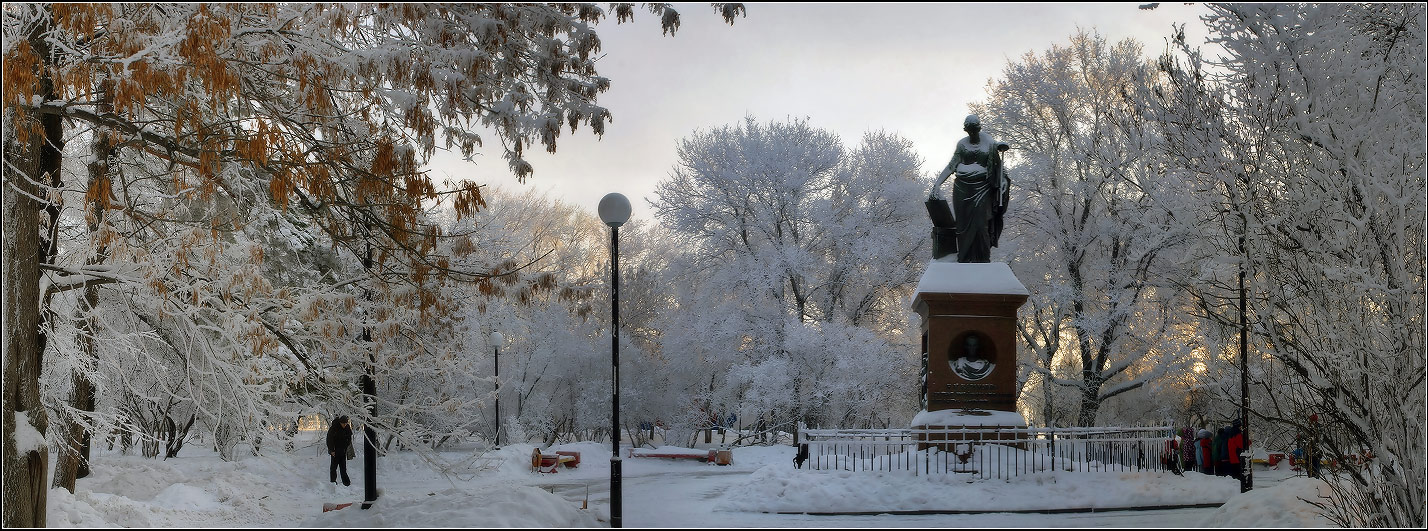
[930, 143, 964, 199]
[931, 164, 953, 199]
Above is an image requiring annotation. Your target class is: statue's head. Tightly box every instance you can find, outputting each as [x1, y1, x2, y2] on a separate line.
[964, 114, 982, 136]
[965, 334, 981, 356]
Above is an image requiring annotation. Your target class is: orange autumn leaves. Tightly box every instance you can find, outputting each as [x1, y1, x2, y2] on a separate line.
[8, 4, 486, 227]
[1, 4, 512, 364]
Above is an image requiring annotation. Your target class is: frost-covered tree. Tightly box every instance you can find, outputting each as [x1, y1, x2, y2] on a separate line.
[407, 187, 685, 449]
[449, 189, 607, 445]
[977, 31, 1195, 427]
[1152, 4, 1424, 526]
[650, 118, 926, 432]
[2, 3, 742, 524]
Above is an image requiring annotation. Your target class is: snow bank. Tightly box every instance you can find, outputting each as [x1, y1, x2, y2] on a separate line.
[46, 437, 604, 528]
[630, 445, 711, 456]
[150, 483, 224, 511]
[47, 448, 319, 528]
[1197, 476, 1335, 527]
[728, 444, 796, 469]
[304, 486, 601, 527]
[48, 488, 149, 528]
[44, 435, 1334, 528]
[717, 464, 1240, 513]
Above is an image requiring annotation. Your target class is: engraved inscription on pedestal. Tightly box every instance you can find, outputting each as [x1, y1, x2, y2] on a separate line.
[930, 382, 1001, 405]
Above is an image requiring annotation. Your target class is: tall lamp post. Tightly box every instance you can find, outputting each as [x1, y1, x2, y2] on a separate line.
[1239, 236, 1252, 493]
[360, 240, 378, 510]
[491, 330, 503, 449]
[598, 192, 630, 528]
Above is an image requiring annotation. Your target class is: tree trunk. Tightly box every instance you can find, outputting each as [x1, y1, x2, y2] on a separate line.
[1041, 373, 1057, 427]
[704, 374, 715, 444]
[1076, 381, 1103, 428]
[55, 77, 115, 492]
[2, 129, 52, 527]
[52, 370, 95, 491]
[3, 16, 62, 524]
[1067, 253, 1105, 428]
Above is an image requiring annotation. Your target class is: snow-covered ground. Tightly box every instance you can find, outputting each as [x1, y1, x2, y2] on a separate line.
[46, 433, 1334, 527]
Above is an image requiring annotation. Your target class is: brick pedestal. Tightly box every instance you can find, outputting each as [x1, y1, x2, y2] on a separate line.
[911, 261, 1029, 450]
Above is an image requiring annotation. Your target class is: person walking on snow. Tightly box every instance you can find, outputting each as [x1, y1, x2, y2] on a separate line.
[327, 415, 353, 486]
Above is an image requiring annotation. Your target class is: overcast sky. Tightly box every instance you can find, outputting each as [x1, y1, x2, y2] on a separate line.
[427, 2, 1213, 223]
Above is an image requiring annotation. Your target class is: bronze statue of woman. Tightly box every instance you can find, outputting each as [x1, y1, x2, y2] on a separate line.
[929, 115, 1009, 263]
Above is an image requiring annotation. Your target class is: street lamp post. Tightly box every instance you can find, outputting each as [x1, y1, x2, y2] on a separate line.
[1239, 237, 1252, 493]
[491, 330, 503, 448]
[359, 240, 378, 510]
[598, 192, 631, 528]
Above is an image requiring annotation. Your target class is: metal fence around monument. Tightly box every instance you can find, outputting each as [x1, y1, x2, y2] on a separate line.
[796, 425, 1173, 479]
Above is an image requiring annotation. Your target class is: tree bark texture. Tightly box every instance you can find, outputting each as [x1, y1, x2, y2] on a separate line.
[2, 136, 51, 527]
[3, 16, 62, 525]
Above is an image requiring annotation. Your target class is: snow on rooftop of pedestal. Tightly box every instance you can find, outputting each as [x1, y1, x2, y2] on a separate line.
[911, 408, 1028, 428]
[913, 260, 1030, 299]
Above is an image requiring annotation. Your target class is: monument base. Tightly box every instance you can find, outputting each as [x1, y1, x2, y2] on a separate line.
[914, 262, 1028, 412]
[911, 409, 1028, 451]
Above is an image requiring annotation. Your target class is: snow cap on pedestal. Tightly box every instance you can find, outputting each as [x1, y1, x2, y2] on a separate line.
[911, 408, 1028, 428]
[912, 261, 1029, 305]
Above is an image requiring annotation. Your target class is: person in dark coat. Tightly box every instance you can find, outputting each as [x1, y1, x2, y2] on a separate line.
[326, 415, 353, 486]
[1213, 426, 1230, 476]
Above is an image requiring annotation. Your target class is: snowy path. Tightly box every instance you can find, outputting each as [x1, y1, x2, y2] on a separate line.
[532, 445, 1308, 528]
[547, 461, 1225, 528]
[49, 437, 1328, 528]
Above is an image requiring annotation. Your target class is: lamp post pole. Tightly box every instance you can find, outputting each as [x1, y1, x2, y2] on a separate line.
[1239, 236, 1252, 493]
[598, 193, 631, 528]
[359, 239, 378, 510]
[491, 331, 503, 448]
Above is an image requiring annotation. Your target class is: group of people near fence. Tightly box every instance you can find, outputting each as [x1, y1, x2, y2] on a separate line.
[1162, 418, 1248, 479]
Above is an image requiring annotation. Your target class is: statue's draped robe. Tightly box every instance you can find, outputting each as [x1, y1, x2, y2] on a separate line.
[938, 133, 1004, 263]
